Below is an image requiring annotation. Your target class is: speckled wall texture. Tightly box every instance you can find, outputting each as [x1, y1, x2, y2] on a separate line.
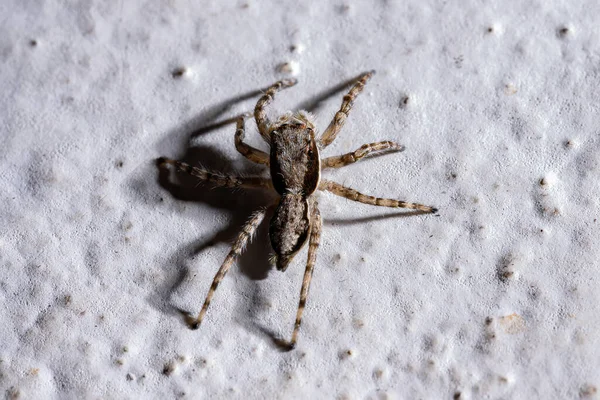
[1, 0, 599, 398]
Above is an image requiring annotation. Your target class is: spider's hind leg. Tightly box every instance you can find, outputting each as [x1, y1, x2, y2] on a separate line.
[286, 203, 322, 350]
[184, 209, 268, 329]
[319, 179, 438, 213]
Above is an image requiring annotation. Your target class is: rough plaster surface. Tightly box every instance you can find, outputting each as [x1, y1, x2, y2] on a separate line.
[1, 0, 599, 398]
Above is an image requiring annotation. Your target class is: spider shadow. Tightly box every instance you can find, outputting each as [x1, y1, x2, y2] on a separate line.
[157, 70, 363, 154]
[153, 144, 277, 316]
[325, 210, 435, 225]
[296, 71, 370, 114]
[254, 325, 297, 352]
[157, 88, 265, 154]
[150, 87, 272, 321]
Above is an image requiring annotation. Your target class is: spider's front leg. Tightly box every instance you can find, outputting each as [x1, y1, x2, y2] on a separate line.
[286, 203, 322, 350]
[234, 116, 269, 165]
[255, 78, 298, 141]
[319, 70, 375, 149]
[321, 141, 404, 169]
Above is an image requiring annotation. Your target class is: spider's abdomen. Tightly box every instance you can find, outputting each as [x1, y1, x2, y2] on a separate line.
[269, 126, 320, 196]
[269, 194, 310, 271]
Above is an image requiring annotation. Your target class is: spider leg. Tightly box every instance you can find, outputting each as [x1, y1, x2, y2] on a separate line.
[321, 141, 404, 169]
[235, 116, 269, 165]
[319, 179, 438, 213]
[319, 70, 374, 149]
[158, 158, 272, 190]
[287, 202, 322, 349]
[184, 209, 268, 329]
[255, 78, 298, 142]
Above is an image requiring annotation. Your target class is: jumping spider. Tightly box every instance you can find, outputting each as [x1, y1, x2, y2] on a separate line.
[159, 70, 438, 349]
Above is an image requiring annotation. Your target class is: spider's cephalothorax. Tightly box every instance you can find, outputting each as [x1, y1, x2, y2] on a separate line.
[268, 112, 321, 271]
[159, 71, 438, 349]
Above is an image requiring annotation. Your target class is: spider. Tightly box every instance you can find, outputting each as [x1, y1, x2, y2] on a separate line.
[159, 70, 438, 349]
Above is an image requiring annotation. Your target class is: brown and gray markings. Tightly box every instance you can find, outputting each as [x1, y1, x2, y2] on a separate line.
[159, 70, 438, 350]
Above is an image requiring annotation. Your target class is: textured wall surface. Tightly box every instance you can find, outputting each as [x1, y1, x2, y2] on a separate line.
[1, 1, 599, 398]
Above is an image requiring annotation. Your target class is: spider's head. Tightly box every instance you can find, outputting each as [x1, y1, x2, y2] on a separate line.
[269, 194, 311, 272]
[270, 111, 316, 133]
